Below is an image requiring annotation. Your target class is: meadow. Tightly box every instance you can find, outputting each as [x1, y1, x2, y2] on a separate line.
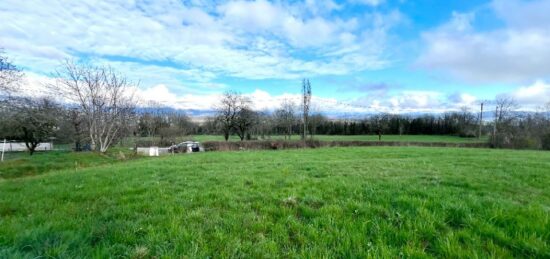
[1, 146, 549, 257]
[0, 148, 138, 179]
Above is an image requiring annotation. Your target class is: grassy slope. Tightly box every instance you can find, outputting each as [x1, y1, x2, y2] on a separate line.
[0, 147, 549, 258]
[0, 148, 139, 179]
[191, 134, 487, 143]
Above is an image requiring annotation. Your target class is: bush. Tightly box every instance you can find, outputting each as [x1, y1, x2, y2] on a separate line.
[459, 130, 477, 138]
[201, 140, 488, 151]
[510, 136, 534, 149]
[134, 138, 176, 147]
[492, 132, 544, 150]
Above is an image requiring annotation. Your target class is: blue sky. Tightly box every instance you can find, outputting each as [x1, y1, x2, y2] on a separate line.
[1, 0, 550, 114]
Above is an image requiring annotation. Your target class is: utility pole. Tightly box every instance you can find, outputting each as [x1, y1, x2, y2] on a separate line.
[301, 79, 311, 140]
[478, 102, 484, 139]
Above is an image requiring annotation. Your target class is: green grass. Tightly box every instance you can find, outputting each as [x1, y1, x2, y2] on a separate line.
[0, 148, 138, 179]
[179, 134, 487, 143]
[1, 147, 548, 257]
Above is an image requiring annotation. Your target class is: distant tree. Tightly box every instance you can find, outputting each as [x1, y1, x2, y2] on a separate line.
[138, 101, 170, 137]
[274, 98, 296, 139]
[457, 106, 476, 137]
[158, 127, 180, 143]
[234, 107, 257, 141]
[301, 79, 312, 140]
[309, 112, 326, 139]
[491, 97, 519, 147]
[493, 97, 517, 133]
[9, 97, 60, 155]
[201, 116, 219, 135]
[0, 100, 16, 139]
[215, 91, 250, 141]
[542, 102, 550, 149]
[172, 113, 195, 135]
[372, 114, 390, 141]
[0, 49, 23, 96]
[50, 60, 136, 153]
[250, 110, 273, 140]
[47, 107, 84, 151]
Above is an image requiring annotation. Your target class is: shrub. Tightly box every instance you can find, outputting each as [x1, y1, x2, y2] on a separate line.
[459, 130, 477, 138]
[134, 138, 175, 147]
[201, 140, 488, 151]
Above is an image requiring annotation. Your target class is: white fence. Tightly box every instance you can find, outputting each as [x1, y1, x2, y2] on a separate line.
[1, 142, 53, 152]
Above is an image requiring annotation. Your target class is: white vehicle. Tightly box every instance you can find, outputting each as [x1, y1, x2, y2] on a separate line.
[169, 141, 203, 153]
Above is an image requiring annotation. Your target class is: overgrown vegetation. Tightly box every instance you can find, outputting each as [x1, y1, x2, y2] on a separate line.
[0, 148, 138, 179]
[1, 147, 548, 257]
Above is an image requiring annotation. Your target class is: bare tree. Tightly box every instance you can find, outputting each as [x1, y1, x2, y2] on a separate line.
[9, 97, 59, 155]
[234, 107, 257, 141]
[309, 112, 326, 139]
[0, 49, 23, 96]
[301, 79, 312, 140]
[215, 91, 250, 141]
[50, 61, 136, 153]
[172, 113, 194, 136]
[457, 106, 476, 137]
[372, 113, 390, 141]
[492, 97, 518, 147]
[253, 110, 273, 140]
[494, 97, 518, 134]
[274, 98, 296, 140]
[138, 101, 168, 137]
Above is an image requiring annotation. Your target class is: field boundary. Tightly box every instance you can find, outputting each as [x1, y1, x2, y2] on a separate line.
[202, 140, 490, 151]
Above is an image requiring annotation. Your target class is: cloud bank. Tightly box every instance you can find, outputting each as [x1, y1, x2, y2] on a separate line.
[417, 0, 550, 84]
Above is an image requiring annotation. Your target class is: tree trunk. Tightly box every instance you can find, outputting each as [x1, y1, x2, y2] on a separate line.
[288, 126, 292, 140]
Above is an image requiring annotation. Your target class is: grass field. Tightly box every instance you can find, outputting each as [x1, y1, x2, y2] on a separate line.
[0, 148, 138, 179]
[1, 147, 548, 257]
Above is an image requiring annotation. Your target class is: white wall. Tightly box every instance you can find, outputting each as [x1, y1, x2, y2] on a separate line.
[1, 142, 52, 152]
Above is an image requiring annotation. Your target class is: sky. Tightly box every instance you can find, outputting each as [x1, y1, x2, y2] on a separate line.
[1, 0, 550, 115]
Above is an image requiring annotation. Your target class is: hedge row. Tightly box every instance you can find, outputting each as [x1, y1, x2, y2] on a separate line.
[201, 140, 489, 151]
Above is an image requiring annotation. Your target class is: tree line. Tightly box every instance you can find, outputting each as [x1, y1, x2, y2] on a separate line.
[202, 91, 550, 150]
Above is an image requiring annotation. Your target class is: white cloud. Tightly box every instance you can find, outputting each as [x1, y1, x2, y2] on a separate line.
[387, 91, 443, 112]
[417, 0, 550, 83]
[134, 84, 221, 111]
[0, 0, 401, 87]
[352, 0, 385, 6]
[491, 0, 550, 29]
[132, 84, 466, 115]
[14, 72, 55, 98]
[502, 80, 550, 109]
[15, 71, 481, 115]
[447, 92, 478, 108]
[303, 0, 342, 15]
[218, 0, 284, 32]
